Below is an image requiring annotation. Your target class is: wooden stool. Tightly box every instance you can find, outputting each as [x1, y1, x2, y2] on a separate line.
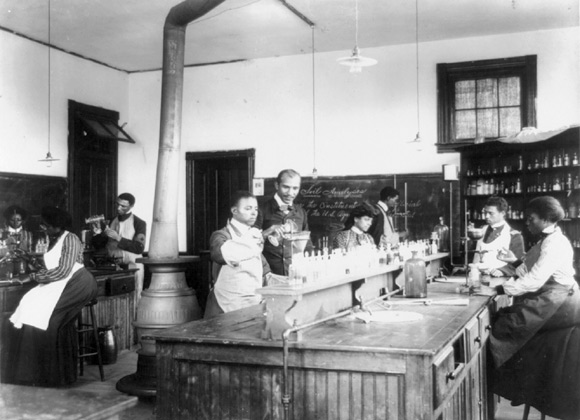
[77, 298, 104, 381]
[523, 404, 546, 420]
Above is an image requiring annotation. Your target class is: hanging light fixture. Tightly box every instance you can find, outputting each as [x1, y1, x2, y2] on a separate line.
[337, 0, 377, 73]
[39, 0, 59, 166]
[311, 26, 318, 180]
[408, 0, 423, 150]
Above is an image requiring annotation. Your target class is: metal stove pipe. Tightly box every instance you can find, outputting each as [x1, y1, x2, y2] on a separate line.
[151, 0, 226, 257]
[116, 0, 226, 397]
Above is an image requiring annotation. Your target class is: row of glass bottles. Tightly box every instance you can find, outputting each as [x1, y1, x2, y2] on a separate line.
[466, 178, 522, 196]
[287, 240, 438, 285]
[528, 150, 579, 170]
[526, 173, 580, 193]
[465, 151, 579, 177]
[468, 205, 524, 221]
[465, 155, 524, 176]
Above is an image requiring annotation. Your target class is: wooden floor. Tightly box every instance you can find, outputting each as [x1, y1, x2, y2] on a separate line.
[66, 351, 556, 420]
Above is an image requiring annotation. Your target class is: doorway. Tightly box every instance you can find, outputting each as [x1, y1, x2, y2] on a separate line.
[68, 101, 118, 234]
[185, 149, 255, 309]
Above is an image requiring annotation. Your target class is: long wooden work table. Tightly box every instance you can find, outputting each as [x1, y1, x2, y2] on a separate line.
[150, 253, 505, 420]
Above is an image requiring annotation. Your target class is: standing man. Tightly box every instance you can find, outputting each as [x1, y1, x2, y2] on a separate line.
[255, 169, 312, 275]
[92, 193, 147, 301]
[368, 186, 406, 248]
[472, 196, 525, 276]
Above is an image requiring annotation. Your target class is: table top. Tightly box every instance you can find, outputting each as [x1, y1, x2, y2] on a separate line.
[0, 384, 138, 420]
[150, 281, 499, 357]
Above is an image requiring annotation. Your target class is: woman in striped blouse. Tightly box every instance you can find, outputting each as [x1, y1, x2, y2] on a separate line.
[8, 206, 97, 387]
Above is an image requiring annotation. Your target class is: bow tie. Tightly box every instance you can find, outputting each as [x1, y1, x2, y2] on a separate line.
[279, 204, 293, 212]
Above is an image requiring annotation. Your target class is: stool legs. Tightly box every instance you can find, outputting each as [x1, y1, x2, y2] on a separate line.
[522, 404, 546, 420]
[77, 302, 104, 381]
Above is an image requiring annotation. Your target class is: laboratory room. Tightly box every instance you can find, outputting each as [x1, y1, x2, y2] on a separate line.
[0, 0, 579, 419]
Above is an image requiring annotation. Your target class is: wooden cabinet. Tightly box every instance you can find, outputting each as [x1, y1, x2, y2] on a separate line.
[459, 126, 580, 273]
[152, 281, 497, 420]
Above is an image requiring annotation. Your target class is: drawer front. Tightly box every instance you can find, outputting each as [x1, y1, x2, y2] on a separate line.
[478, 307, 492, 343]
[106, 275, 135, 296]
[433, 345, 464, 407]
[465, 316, 481, 360]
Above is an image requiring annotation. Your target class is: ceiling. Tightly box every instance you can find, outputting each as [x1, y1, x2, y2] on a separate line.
[1, 0, 578, 73]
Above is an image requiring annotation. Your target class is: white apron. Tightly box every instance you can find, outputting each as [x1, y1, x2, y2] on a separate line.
[214, 223, 263, 313]
[10, 231, 84, 330]
[475, 224, 512, 270]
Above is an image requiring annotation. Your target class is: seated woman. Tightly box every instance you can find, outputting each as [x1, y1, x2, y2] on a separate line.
[479, 196, 580, 419]
[204, 191, 271, 318]
[1, 205, 34, 252]
[332, 203, 376, 251]
[7, 206, 97, 387]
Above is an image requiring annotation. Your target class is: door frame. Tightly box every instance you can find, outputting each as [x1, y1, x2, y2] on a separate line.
[185, 149, 255, 255]
[67, 100, 119, 233]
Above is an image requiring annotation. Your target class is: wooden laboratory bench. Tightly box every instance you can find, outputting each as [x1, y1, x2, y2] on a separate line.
[150, 257, 507, 419]
[0, 384, 138, 420]
[0, 268, 138, 383]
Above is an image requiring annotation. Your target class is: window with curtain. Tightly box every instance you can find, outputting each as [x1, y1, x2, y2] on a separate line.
[436, 55, 537, 152]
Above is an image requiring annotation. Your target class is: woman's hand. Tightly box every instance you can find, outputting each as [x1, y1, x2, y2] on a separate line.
[497, 248, 517, 263]
[474, 285, 496, 296]
[489, 268, 504, 277]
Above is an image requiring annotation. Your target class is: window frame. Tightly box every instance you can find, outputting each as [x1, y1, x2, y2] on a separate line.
[436, 55, 537, 153]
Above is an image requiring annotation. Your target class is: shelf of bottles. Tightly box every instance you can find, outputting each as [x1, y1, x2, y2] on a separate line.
[460, 132, 580, 275]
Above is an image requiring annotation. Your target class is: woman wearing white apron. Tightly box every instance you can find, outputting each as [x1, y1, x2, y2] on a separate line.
[7, 207, 97, 386]
[204, 191, 271, 318]
[477, 197, 580, 419]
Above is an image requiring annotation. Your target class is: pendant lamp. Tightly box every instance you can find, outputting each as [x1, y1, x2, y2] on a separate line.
[39, 0, 59, 166]
[408, 0, 423, 151]
[311, 26, 319, 180]
[337, 0, 377, 73]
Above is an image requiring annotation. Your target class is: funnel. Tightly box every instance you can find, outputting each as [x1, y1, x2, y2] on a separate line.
[284, 231, 311, 255]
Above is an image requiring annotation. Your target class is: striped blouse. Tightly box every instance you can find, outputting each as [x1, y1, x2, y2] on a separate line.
[36, 231, 84, 283]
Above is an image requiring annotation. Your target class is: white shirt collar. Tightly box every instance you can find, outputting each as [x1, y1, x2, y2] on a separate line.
[351, 226, 364, 235]
[377, 201, 389, 212]
[542, 224, 557, 235]
[490, 220, 506, 229]
[274, 193, 290, 207]
[7, 226, 22, 234]
[230, 218, 251, 234]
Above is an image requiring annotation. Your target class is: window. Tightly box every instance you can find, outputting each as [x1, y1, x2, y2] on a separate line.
[436, 55, 537, 152]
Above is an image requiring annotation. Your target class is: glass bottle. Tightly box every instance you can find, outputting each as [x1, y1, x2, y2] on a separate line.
[404, 251, 427, 298]
[433, 217, 450, 252]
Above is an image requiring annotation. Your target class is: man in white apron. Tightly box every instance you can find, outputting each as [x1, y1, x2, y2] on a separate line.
[473, 196, 524, 275]
[92, 193, 146, 302]
[204, 191, 271, 318]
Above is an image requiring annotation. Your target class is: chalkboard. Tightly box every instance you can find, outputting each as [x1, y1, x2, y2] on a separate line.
[0, 172, 68, 235]
[257, 173, 460, 252]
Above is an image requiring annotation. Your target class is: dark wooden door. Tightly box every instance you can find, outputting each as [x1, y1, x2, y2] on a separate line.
[185, 149, 254, 310]
[68, 101, 118, 234]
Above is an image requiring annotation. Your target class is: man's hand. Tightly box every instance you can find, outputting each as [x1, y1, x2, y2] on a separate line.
[104, 227, 122, 242]
[91, 222, 102, 235]
[262, 224, 285, 238]
[489, 268, 504, 277]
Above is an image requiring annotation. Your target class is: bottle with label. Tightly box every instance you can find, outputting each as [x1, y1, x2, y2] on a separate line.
[573, 152, 579, 165]
[433, 217, 450, 252]
[404, 251, 427, 298]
